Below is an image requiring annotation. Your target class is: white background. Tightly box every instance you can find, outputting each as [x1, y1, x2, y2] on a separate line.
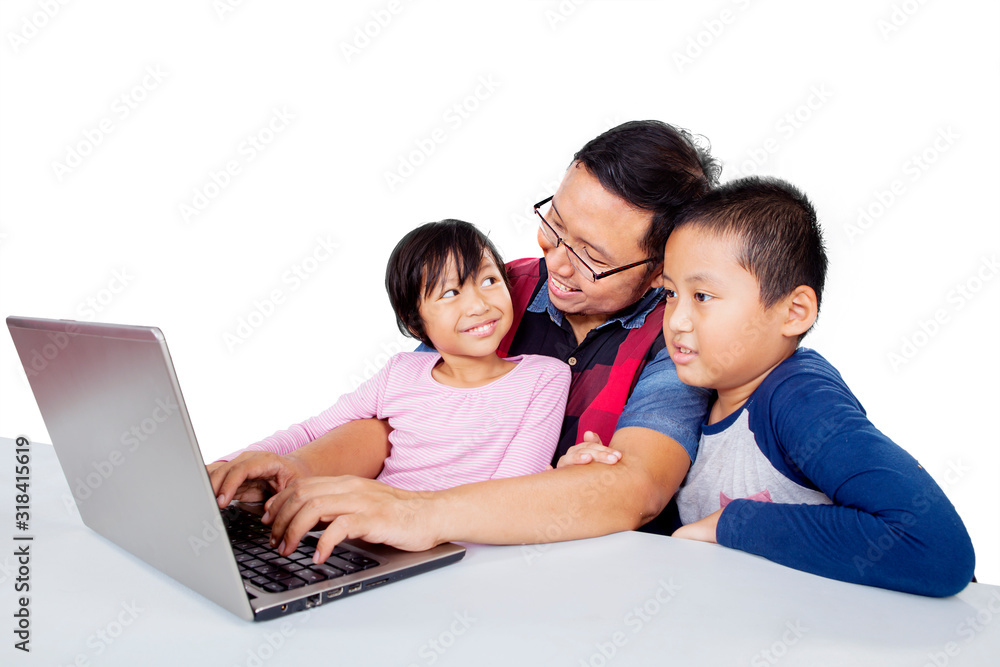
[1, 1, 997, 585]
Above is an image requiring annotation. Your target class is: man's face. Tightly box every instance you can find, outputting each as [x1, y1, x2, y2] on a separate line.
[536, 163, 661, 317]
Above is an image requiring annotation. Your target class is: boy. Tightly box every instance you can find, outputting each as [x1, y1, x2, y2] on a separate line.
[592, 176, 975, 596]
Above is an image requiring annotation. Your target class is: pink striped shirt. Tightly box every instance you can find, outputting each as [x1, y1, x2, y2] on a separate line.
[220, 352, 570, 491]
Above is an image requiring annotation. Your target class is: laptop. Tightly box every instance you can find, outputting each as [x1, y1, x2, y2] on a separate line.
[7, 316, 465, 621]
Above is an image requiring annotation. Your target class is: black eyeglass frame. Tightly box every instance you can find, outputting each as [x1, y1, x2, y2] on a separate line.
[532, 196, 658, 282]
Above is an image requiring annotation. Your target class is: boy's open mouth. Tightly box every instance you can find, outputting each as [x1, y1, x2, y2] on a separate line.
[671, 343, 698, 363]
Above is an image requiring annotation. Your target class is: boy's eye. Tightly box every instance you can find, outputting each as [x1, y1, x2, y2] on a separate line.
[481, 275, 499, 287]
[441, 288, 458, 298]
[694, 292, 714, 303]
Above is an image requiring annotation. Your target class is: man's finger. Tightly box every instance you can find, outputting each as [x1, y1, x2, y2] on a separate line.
[314, 517, 354, 563]
[278, 493, 348, 557]
[267, 478, 336, 549]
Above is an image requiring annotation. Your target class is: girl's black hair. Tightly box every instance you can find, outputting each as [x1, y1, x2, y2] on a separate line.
[385, 219, 508, 348]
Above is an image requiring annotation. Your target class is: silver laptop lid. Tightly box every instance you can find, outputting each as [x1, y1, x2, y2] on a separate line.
[7, 316, 254, 620]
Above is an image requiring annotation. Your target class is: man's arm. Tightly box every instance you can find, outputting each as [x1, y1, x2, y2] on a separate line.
[434, 426, 690, 543]
[264, 426, 691, 558]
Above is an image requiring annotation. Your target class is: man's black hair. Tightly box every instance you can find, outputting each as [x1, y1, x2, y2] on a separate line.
[573, 120, 721, 265]
[385, 219, 508, 348]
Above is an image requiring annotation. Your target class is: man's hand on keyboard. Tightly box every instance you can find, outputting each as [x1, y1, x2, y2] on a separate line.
[262, 475, 443, 559]
[209, 452, 311, 507]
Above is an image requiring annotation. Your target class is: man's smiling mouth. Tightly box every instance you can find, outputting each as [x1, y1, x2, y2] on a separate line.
[549, 276, 580, 294]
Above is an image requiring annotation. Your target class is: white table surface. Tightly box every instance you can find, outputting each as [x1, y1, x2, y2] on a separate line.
[3, 437, 998, 667]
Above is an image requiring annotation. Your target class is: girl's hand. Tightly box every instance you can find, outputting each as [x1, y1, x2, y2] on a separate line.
[552, 431, 623, 468]
[208, 451, 312, 507]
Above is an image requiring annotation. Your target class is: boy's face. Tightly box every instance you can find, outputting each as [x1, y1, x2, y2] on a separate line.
[661, 226, 796, 403]
[418, 254, 513, 362]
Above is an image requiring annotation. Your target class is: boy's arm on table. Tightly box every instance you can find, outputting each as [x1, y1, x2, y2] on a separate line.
[264, 426, 691, 559]
[716, 376, 975, 597]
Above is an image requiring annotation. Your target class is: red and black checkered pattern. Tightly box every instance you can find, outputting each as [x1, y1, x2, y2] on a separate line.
[497, 258, 666, 463]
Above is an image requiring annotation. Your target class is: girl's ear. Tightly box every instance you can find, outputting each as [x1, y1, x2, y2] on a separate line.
[781, 285, 818, 338]
[404, 313, 423, 341]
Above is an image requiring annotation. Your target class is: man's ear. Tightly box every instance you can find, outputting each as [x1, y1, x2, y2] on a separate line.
[780, 285, 818, 338]
[649, 262, 664, 289]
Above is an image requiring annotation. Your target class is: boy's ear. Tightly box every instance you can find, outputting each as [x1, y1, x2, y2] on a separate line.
[780, 285, 818, 338]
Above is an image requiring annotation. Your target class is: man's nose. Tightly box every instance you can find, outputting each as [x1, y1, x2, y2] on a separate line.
[545, 242, 577, 279]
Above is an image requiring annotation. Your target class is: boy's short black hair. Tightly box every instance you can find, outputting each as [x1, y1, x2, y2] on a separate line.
[673, 176, 828, 315]
[573, 120, 721, 265]
[385, 219, 508, 348]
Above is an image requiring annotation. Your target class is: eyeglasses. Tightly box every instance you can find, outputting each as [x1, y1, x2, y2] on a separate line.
[533, 196, 657, 282]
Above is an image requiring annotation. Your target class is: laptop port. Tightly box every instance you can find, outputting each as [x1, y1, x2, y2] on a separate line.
[348, 583, 363, 594]
[303, 593, 322, 609]
[366, 578, 390, 589]
[326, 588, 343, 599]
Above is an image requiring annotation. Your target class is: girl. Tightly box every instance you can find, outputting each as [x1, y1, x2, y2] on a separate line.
[216, 219, 570, 491]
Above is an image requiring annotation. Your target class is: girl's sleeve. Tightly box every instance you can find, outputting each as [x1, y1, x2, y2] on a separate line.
[489, 358, 570, 479]
[215, 356, 395, 462]
[716, 373, 975, 597]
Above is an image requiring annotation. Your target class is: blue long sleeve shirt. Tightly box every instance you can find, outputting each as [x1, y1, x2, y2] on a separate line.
[676, 348, 975, 597]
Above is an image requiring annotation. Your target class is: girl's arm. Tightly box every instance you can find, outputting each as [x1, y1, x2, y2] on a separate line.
[215, 356, 395, 462]
[489, 359, 570, 479]
[208, 358, 397, 505]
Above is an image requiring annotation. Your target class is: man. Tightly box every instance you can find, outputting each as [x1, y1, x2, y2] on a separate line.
[210, 120, 720, 559]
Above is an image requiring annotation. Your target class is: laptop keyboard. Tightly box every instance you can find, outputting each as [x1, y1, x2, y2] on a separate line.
[223, 508, 381, 594]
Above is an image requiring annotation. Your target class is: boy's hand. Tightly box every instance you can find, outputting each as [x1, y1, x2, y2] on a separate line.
[553, 431, 623, 468]
[672, 509, 722, 543]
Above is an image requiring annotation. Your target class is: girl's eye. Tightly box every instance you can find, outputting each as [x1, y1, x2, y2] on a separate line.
[694, 292, 714, 303]
[664, 289, 677, 299]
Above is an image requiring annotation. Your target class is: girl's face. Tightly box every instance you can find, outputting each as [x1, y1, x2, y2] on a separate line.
[417, 254, 513, 363]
